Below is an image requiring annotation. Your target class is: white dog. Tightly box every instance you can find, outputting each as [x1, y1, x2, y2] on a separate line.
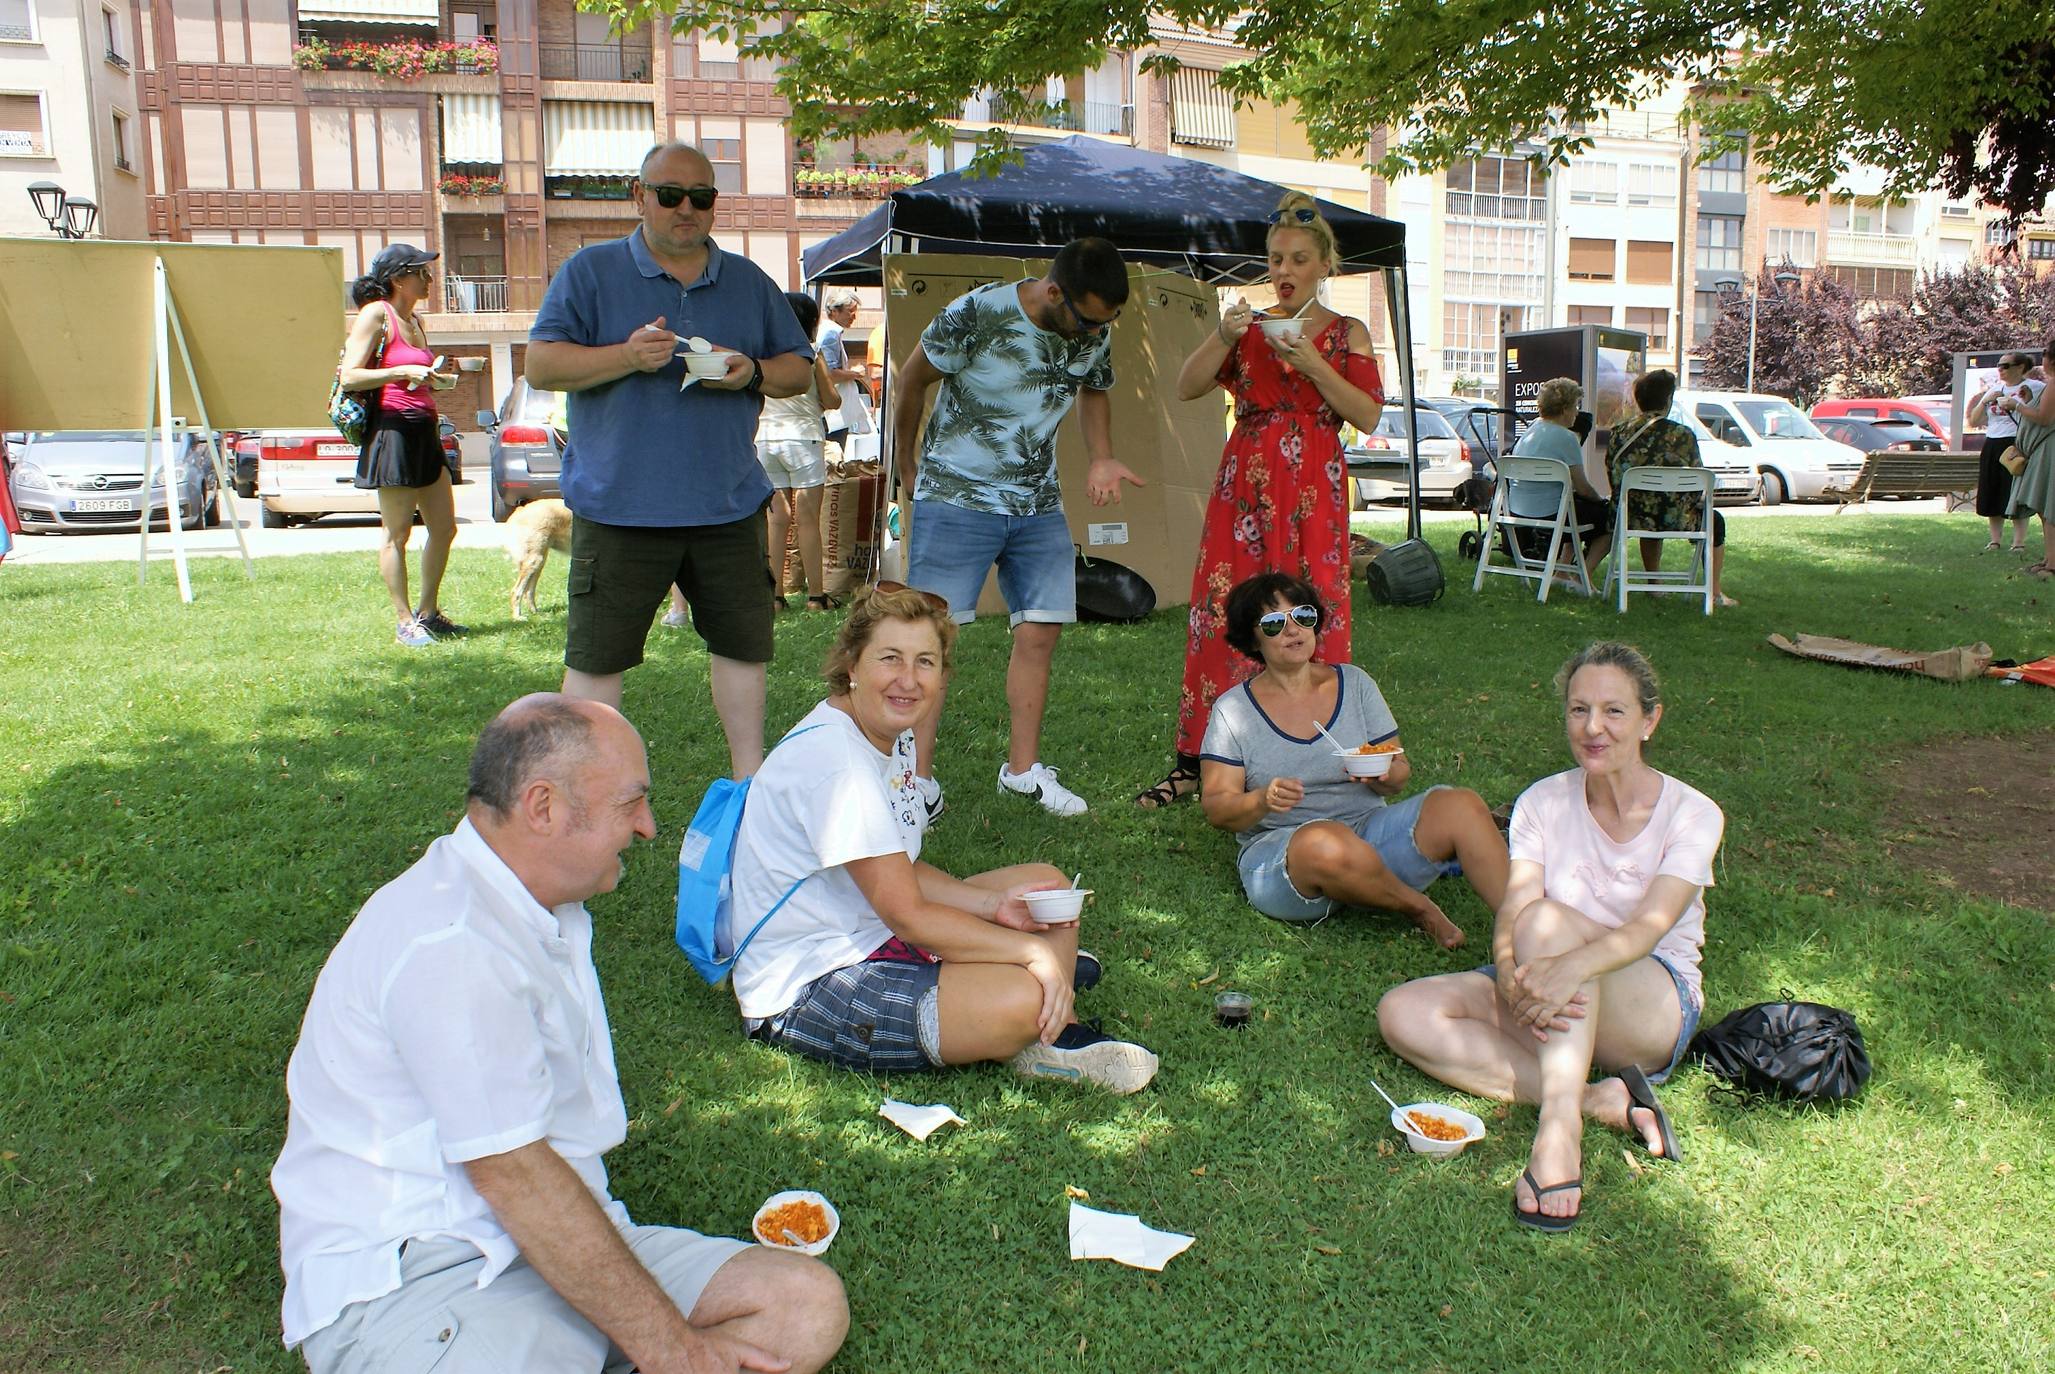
[505, 498, 572, 620]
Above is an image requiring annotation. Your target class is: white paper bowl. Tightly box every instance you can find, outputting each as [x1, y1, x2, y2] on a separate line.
[752, 1190, 840, 1256]
[1335, 747, 1401, 779]
[1257, 316, 1306, 345]
[456, 356, 486, 373]
[1021, 888, 1090, 924]
[683, 350, 737, 379]
[1390, 1102, 1486, 1157]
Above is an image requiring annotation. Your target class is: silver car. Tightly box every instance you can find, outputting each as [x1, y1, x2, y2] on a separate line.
[6, 430, 221, 533]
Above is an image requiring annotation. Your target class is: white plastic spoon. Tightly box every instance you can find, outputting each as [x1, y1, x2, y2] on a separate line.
[1367, 1077, 1408, 1118]
[1071, 870, 1083, 891]
[1312, 718, 1352, 753]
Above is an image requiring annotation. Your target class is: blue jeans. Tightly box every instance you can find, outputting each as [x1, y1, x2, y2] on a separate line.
[1237, 789, 1463, 923]
[907, 498, 1075, 627]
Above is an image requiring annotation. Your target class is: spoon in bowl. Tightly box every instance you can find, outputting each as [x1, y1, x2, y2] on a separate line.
[1312, 719, 1352, 753]
[1367, 1077, 1408, 1118]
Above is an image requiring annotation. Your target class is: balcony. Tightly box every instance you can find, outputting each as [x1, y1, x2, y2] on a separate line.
[539, 41, 652, 83]
[1827, 230, 1916, 267]
[114, 154, 133, 172]
[792, 161, 924, 218]
[105, 48, 130, 70]
[0, 21, 31, 41]
[445, 275, 509, 313]
[962, 92, 1132, 138]
[294, 35, 498, 78]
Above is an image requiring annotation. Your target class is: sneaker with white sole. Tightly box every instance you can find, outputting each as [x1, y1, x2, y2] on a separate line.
[1073, 949, 1101, 994]
[659, 608, 688, 629]
[1009, 1022, 1157, 1094]
[997, 761, 1088, 816]
[914, 774, 945, 824]
[395, 616, 435, 648]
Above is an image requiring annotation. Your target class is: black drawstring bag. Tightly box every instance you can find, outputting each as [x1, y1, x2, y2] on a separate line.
[1689, 997, 1871, 1103]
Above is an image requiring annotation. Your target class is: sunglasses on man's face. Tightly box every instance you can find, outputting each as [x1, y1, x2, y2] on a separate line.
[1267, 207, 1318, 225]
[1258, 605, 1321, 636]
[641, 182, 718, 211]
[1058, 286, 1119, 336]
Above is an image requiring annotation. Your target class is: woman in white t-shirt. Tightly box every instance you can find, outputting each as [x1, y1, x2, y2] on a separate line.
[725, 585, 1158, 1094]
[1377, 642, 1724, 1233]
[1966, 352, 2038, 554]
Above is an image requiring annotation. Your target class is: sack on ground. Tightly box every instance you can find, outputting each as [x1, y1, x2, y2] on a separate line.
[1366, 538, 1445, 607]
[1689, 998, 1871, 1103]
[1075, 552, 1156, 622]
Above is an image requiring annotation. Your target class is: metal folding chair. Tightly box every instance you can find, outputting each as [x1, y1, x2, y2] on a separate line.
[1470, 456, 1595, 603]
[1605, 465, 1716, 615]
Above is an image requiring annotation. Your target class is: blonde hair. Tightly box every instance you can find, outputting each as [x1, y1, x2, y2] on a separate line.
[823, 586, 958, 694]
[1536, 377, 1583, 422]
[1555, 641, 1661, 715]
[1266, 191, 1338, 270]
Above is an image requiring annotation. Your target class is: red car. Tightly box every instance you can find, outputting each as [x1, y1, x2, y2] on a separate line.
[1809, 397, 1954, 448]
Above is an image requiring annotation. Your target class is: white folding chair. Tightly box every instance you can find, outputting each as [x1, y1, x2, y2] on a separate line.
[1470, 456, 1595, 603]
[1605, 465, 1716, 615]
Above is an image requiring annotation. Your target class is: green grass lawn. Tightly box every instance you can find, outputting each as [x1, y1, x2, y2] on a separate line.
[3, 513, 2053, 1372]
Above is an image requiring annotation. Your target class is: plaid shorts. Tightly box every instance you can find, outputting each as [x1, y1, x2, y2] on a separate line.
[747, 959, 943, 1073]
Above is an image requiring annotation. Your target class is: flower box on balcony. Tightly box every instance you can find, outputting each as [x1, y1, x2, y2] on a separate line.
[293, 37, 499, 81]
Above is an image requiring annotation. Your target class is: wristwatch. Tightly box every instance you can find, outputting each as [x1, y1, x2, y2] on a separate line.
[743, 357, 764, 394]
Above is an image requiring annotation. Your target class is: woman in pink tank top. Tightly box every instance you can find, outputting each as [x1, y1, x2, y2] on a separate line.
[337, 243, 461, 648]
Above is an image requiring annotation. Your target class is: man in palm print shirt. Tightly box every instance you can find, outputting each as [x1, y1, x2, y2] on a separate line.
[890, 237, 1145, 818]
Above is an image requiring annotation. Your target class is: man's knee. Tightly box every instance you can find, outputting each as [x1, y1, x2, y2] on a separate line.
[772, 1255, 849, 1372]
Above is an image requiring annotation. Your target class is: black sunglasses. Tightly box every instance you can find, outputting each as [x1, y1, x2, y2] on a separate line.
[1267, 207, 1318, 225]
[870, 579, 952, 613]
[1258, 605, 1321, 636]
[1058, 286, 1119, 335]
[641, 182, 718, 211]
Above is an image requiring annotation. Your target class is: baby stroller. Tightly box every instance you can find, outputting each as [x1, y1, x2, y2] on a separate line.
[1451, 406, 1531, 564]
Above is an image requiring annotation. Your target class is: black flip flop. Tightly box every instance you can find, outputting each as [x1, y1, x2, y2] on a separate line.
[1512, 1169, 1581, 1233]
[1620, 1064, 1682, 1164]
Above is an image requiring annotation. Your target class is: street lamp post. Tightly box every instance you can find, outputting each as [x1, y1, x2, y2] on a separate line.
[25, 181, 98, 239]
[1717, 269, 1803, 392]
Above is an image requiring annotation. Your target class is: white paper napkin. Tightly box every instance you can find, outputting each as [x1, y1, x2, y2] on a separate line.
[877, 1099, 964, 1142]
[1067, 1202, 1195, 1271]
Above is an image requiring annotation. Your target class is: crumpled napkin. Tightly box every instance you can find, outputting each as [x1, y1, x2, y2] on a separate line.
[877, 1099, 964, 1142]
[1067, 1202, 1195, 1271]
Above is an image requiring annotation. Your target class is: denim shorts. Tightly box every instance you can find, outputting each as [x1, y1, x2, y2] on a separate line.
[1237, 789, 1461, 923]
[1470, 952, 1702, 1084]
[906, 498, 1075, 627]
[745, 957, 943, 1073]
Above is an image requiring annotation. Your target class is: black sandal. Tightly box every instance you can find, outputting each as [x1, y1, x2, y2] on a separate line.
[1134, 761, 1200, 810]
[806, 594, 841, 611]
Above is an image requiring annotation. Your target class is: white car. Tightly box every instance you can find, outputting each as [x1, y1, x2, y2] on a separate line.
[1347, 404, 1473, 503]
[1658, 405, 1762, 505]
[1679, 390, 1865, 504]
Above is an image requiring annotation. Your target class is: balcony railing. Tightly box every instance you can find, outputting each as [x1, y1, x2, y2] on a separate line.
[963, 93, 1132, 137]
[0, 22, 31, 41]
[114, 154, 133, 171]
[0, 131, 46, 156]
[105, 48, 131, 69]
[793, 162, 923, 199]
[445, 275, 509, 313]
[538, 41, 652, 82]
[1827, 230, 1917, 266]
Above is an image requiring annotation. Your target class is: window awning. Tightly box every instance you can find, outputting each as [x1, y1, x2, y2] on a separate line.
[298, 0, 438, 25]
[440, 94, 502, 166]
[1833, 164, 1890, 199]
[1171, 68, 1234, 150]
[542, 100, 655, 176]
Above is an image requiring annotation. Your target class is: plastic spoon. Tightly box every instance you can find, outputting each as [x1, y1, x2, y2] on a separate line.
[781, 1228, 807, 1247]
[1367, 1077, 1408, 1118]
[1312, 719, 1352, 753]
[1071, 870, 1083, 891]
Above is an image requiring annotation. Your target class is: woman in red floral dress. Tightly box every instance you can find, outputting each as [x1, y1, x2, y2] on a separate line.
[1136, 193, 1387, 808]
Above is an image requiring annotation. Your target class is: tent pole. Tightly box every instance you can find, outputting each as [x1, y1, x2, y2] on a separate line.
[1386, 262, 1423, 543]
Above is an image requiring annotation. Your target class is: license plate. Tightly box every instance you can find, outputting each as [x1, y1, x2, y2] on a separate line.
[315, 443, 357, 456]
[73, 497, 134, 513]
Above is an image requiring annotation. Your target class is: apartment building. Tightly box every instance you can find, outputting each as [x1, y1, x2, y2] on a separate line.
[1, 0, 146, 240]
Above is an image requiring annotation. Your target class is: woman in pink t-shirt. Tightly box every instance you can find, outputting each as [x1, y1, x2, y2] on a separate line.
[1378, 642, 1724, 1233]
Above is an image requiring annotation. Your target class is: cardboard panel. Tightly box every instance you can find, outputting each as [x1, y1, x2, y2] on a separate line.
[882, 253, 1223, 613]
[0, 238, 343, 431]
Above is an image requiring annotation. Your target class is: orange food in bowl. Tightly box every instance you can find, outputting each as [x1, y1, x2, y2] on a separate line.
[1353, 741, 1402, 756]
[756, 1199, 832, 1245]
[1404, 1111, 1468, 1142]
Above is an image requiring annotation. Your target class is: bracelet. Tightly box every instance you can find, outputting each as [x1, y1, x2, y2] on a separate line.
[743, 358, 764, 394]
[1217, 321, 1234, 346]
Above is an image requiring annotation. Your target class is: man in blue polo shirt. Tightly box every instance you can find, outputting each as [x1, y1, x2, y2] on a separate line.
[527, 142, 813, 778]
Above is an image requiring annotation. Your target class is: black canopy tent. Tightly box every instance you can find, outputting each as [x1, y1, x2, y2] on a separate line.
[801, 136, 1427, 539]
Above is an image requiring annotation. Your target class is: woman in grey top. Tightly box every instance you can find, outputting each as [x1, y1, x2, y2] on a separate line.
[1198, 571, 1508, 948]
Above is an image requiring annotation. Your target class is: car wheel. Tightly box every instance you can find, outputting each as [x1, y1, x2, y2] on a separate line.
[492, 487, 513, 522]
[1760, 469, 1786, 506]
[260, 502, 288, 529]
[204, 487, 222, 527]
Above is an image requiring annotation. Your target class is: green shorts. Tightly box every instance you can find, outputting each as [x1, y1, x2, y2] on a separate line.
[564, 509, 775, 674]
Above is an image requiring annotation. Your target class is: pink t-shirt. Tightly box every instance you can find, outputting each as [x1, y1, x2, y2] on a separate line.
[374, 303, 437, 416]
[1507, 768, 1724, 1006]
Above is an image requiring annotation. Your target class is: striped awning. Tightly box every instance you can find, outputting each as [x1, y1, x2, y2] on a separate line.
[440, 94, 502, 166]
[542, 100, 655, 176]
[298, 0, 438, 24]
[1171, 68, 1234, 149]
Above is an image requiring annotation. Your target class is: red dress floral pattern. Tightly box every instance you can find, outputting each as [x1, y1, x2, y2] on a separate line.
[1176, 318, 1385, 757]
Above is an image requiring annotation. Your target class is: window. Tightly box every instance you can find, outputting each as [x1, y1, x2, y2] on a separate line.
[1698, 143, 1744, 195]
[1625, 240, 1671, 284]
[1692, 290, 1722, 349]
[308, 105, 423, 191]
[1442, 302, 1524, 379]
[112, 109, 132, 171]
[1568, 237, 1615, 281]
[696, 32, 740, 78]
[1764, 228, 1817, 267]
[704, 136, 742, 193]
[0, 90, 46, 156]
[1987, 220, 2018, 247]
[1827, 264, 1915, 301]
[102, 6, 127, 65]
[0, 0, 33, 43]
[1170, 67, 1234, 148]
[1696, 215, 1743, 272]
[1568, 305, 1613, 327]
[1446, 155, 1547, 221]
[1624, 306, 1669, 351]
[1442, 221, 1544, 300]
[2030, 238, 2055, 261]
[1941, 202, 1973, 218]
[1569, 160, 1617, 205]
[1625, 162, 1676, 208]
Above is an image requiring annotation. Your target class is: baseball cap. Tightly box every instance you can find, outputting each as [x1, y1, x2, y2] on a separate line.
[369, 243, 439, 282]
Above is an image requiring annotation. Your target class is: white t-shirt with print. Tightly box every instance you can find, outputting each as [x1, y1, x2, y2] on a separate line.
[726, 700, 926, 1018]
[1507, 768, 1724, 1006]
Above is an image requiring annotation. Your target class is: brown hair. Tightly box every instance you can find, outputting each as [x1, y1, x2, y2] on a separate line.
[1267, 191, 1338, 271]
[824, 586, 958, 694]
[1555, 641, 1661, 715]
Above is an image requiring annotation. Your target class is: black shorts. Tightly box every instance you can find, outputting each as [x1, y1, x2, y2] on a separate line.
[563, 509, 775, 674]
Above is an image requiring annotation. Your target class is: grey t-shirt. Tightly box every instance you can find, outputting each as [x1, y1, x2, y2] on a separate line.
[1199, 663, 1400, 850]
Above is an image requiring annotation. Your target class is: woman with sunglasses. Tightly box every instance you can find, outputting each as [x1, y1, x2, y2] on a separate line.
[339, 243, 460, 648]
[1137, 193, 1385, 810]
[724, 583, 1159, 1094]
[1967, 352, 2037, 554]
[1198, 572, 1507, 949]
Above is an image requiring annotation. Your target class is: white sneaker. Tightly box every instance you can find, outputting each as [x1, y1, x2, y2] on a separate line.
[913, 774, 945, 823]
[1009, 1022, 1158, 1095]
[659, 607, 688, 629]
[395, 616, 435, 648]
[997, 761, 1088, 816]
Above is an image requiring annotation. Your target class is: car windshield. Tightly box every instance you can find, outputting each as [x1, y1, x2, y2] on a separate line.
[1734, 399, 1827, 441]
[1372, 407, 1458, 440]
[1664, 406, 1725, 447]
[507, 385, 565, 426]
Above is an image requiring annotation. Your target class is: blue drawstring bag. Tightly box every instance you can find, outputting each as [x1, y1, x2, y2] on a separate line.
[674, 727, 820, 985]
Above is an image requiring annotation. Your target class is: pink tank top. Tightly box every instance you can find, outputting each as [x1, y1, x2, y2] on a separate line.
[375, 303, 437, 415]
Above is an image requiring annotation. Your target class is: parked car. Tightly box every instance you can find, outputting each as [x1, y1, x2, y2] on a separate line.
[478, 379, 564, 521]
[1809, 397, 1954, 448]
[253, 419, 459, 527]
[1677, 390, 1866, 504]
[1348, 402, 1471, 502]
[1645, 406, 1761, 506]
[1421, 395, 1516, 476]
[228, 431, 260, 497]
[1812, 416, 1944, 454]
[5, 429, 221, 533]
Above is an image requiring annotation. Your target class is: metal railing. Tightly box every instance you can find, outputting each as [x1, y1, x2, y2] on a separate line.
[966, 93, 1132, 137]
[538, 41, 652, 82]
[105, 48, 131, 69]
[791, 161, 924, 198]
[1827, 230, 1917, 266]
[0, 22, 31, 41]
[114, 154, 133, 171]
[444, 275, 509, 313]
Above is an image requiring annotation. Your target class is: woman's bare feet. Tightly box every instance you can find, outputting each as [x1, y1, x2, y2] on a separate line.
[1584, 1075, 1665, 1155]
[1515, 1108, 1584, 1222]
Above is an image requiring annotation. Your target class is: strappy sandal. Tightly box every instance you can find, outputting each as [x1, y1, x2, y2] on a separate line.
[805, 593, 842, 611]
[1133, 762, 1200, 810]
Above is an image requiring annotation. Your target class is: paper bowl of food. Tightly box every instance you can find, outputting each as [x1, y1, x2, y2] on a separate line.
[1335, 742, 1403, 778]
[682, 349, 738, 380]
[1257, 315, 1306, 345]
[1390, 1102, 1486, 1157]
[1021, 888, 1090, 924]
[456, 356, 487, 374]
[753, 1190, 840, 1256]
